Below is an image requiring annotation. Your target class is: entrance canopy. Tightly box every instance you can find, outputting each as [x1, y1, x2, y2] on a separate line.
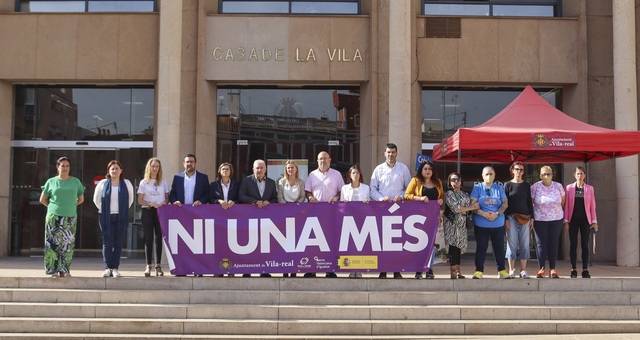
[432, 86, 640, 164]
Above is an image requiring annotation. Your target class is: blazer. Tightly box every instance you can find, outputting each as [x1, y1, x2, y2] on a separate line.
[238, 174, 278, 204]
[564, 182, 598, 224]
[404, 177, 444, 201]
[169, 171, 210, 204]
[209, 178, 240, 204]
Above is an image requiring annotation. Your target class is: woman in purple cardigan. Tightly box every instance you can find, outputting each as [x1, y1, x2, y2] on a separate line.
[563, 166, 598, 279]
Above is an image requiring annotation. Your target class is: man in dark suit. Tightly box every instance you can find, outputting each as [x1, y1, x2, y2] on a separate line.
[169, 154, 210, 207]
[239, 159, 278, 278]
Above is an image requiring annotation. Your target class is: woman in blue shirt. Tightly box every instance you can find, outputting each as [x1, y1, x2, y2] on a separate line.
[470, 166, 509, 279]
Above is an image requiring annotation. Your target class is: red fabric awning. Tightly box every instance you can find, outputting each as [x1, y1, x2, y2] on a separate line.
[432, 86, 640, 163]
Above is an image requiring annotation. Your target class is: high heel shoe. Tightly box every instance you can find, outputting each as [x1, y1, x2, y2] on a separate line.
[155, 264, 164, 276]
[144, 265, 151, 277]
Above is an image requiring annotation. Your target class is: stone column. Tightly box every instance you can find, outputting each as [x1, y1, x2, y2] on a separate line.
[0, 81, 11, 256]
[388, 0, 413, 166]
[612, 0, 639, 266]
[156, 1, 184, 176]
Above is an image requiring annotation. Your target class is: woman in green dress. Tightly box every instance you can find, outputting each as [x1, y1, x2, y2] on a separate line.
[39, 156, 85, 277]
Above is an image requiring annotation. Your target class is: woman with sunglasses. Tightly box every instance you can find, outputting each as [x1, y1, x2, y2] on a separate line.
[443, 172, 478, 279]
[504, 162, 534, 279]
[531, 165, 566, 278]
[470, 166, 509, 279]
[405, 160, 444, 279]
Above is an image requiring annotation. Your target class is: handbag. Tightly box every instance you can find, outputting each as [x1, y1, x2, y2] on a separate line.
[513, 213, 531, 225]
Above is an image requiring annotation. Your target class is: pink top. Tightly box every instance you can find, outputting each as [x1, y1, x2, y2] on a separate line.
[564, 182, 598, 225]
[531, 181, 565, 221]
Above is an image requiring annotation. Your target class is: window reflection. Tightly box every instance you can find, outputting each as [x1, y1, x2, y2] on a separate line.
[19, 0, 156, 12]
[423, 0, 560, 17]
[216, 88, 360, 178]
[421, 88, 559, 144]
[493, 5, 555, 17]
[220, 0, 359, 14]
[14, 87, 154, 141]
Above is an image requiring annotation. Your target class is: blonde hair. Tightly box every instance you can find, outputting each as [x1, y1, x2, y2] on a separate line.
[539, 165, 553, 179]
[143, 157, 163, 184]
[283, 160, 299, 181]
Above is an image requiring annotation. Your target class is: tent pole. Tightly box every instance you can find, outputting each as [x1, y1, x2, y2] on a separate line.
[457, 149, 461, 173]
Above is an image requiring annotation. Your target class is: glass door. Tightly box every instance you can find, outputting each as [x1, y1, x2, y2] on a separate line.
[11, 146, 152, 257]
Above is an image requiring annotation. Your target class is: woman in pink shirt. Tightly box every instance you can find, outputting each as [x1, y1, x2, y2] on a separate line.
[563, 166, 598, 279]
[531, 165, 565, 279]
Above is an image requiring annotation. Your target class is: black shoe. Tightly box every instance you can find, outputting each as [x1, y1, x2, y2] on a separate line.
[325, 272, 337, 278]
[260, 273, 271, 278]
[570, 270, 578, 278]
[290, 273, 296, 278]
[582, 270, 591, 278]
[378, 272, 387, 279]
[303, 272, 316, 278]
[425, 270, 435, 279]
[283, 273, 289, 278]
[393, 272, 403, 279]
[196, 274, 203, 277]
[415, 272, 423, 279]
[242, 274, 251, 277]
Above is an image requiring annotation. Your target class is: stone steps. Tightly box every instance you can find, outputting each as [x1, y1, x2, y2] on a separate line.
[0, 277, 639, 337]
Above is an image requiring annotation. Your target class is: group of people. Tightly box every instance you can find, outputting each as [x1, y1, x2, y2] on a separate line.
[441, 163, 598, 280]
[39, 148, 598, 280]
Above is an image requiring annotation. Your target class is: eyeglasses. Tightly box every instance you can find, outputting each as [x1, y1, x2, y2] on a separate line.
[513, 168, 524, 171]
[541, 173, 552, 177]
[450, 178, 460, 182]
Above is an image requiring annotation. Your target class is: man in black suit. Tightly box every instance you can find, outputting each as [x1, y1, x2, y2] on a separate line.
[239, 159, 278, 277]
[169, 154, 210, 206]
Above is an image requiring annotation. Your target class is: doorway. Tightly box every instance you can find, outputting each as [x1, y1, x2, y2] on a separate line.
[11, 144, 152, 257]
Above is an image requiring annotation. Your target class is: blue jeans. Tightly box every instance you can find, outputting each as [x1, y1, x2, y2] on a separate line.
[101, 214, 126, 270]
[474, 225, 506, 272]
[533, 219, 563, 270]
[505, 215, 531, 260]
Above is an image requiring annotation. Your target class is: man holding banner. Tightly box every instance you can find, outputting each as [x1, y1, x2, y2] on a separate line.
[370, 143, 412, 278]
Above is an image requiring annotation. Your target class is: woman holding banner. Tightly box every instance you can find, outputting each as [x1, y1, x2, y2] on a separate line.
[340, 164, 370, 278]
[404, 160, 444, 279]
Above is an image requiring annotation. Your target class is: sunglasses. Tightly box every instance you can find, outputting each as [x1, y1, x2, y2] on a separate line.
[450, 178, 461, 182]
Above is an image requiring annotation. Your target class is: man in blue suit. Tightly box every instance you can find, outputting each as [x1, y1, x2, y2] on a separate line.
[239, 159, 278, 278]
[169, 154, 210, 207]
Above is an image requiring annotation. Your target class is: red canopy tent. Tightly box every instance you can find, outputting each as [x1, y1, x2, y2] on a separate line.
[432, 86, 640, 164]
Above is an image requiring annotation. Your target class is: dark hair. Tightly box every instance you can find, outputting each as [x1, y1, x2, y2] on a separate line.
[510, 161, 525, 176]
[447, 172, 462, 189]
[56, 156, 70, 167]
[217, 162, 234, 178]
[185, 154, 196, 162]
[345, 164, 365, 185]
[415, 160, 444, 199]
[574, 165, 586, 175]
[105, 160, 124, 179]
[385, 143, 397, 151]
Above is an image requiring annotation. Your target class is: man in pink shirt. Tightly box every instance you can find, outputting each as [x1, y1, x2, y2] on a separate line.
[304, 151, 345, 278]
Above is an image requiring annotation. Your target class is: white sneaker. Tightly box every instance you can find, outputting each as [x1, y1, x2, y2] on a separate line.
[102, 269, 112, 277]
[111, 269, 121, 278]
[520, 271, 531, 279]
[508, 269, 516, 278]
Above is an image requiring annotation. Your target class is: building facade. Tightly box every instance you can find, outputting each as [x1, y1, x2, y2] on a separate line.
[0, 0, 638, 266]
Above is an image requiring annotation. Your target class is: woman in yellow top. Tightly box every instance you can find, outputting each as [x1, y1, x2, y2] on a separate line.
[404, 160, 444, 279]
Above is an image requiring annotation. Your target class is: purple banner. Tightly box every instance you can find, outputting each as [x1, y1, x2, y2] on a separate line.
[158, 201, 440, 276]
